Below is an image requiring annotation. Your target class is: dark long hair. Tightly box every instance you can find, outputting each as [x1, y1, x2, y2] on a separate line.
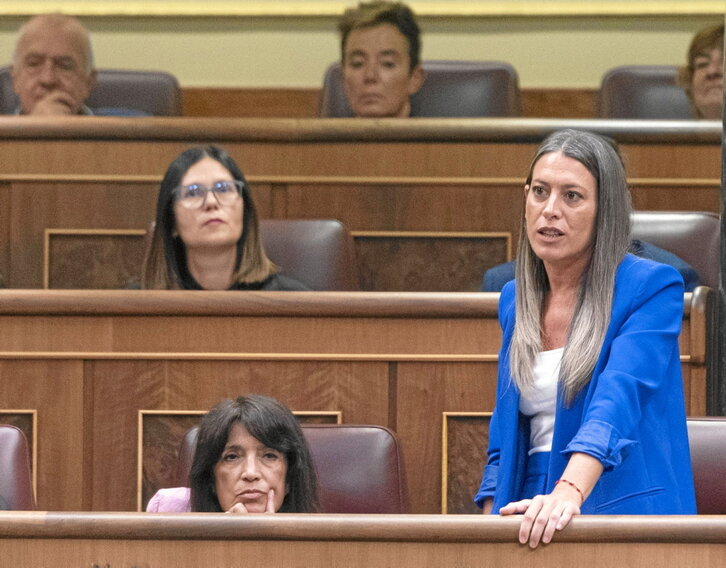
[189, 395, 319, 513]
[141, 145, 275, 289]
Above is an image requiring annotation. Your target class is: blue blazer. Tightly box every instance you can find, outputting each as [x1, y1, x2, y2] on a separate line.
[475, 254, 696, 515]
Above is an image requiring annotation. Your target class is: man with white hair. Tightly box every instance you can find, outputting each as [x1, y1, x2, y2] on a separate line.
[10, 14, 144, 116]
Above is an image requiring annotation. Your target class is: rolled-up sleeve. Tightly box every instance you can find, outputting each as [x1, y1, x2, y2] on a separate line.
[563, 420, 638, 470]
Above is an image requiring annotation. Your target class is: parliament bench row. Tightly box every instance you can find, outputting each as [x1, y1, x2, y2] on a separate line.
[2, 416, 725, 514]
[0, 63, 699, 119]
[0, 287, 712, 513]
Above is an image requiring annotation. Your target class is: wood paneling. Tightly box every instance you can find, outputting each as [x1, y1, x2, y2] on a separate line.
[354, 232, 509, 291]
[45, 230, 146, 289]
[5, 180, 157, 288]
[140, 411, 203, 510]
[629, 181, 720, 212]
[3, 174, 719, 290]
[1, 513, 726, 567]
[522, 88, 598, 119]
[0, 361, 84, 511]
[42, 227, 511, 292]
[182, 87, 321, 118]
[85, 358, 389, 511]
[396, 361, 498, 513]
[180, 87, 597, 119]
[0, 289, 710, 513]
[442, 413, 491, 514]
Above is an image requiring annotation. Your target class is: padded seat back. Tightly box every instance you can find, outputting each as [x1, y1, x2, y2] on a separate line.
[0, 66, 182, 116]
[144, 218, 360, 291]
[598, 65, 692, 119]
[687, 417, 726, 514]
[320, 60, 521, 117]
[0, 425, 34, 510]
[260, 219, 360, 290]
[175, 423, 408, 513]
[631, 211, 720, 289]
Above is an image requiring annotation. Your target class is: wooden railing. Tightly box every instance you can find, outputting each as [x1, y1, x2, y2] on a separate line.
[1, 512, 725, 567]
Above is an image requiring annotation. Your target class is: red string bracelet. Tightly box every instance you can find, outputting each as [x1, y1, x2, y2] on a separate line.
[555, 478, 585, 505]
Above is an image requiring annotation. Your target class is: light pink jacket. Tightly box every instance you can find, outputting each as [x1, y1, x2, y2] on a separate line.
[146, 487, 191, 513]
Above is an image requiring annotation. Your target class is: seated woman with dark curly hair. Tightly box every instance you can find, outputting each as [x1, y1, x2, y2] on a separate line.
[142, 145, 308, 291]
[147, 395, 319, 513]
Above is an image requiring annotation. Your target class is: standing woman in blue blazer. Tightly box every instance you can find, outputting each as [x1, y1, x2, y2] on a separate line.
[474, 129, 696, 547]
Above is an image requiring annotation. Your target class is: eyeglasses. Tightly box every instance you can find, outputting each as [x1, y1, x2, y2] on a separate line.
[172, 180, 244, 209]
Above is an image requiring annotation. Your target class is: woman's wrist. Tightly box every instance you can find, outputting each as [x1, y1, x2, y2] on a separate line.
[555, 478, 585, 505]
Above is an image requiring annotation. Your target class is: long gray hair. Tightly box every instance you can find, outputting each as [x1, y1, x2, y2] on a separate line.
[510, 129, 632, 404]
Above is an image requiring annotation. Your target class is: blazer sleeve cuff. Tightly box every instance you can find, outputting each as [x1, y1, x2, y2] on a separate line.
[562, 420, 638, 471]
[474, 465, 498, 507]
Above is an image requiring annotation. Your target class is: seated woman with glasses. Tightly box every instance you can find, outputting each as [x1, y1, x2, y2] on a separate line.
[142, 145, 309, 290]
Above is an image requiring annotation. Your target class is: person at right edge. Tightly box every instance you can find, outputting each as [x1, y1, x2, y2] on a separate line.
[474, 129, 696, 548]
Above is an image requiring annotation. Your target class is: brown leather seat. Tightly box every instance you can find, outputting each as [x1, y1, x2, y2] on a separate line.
[260, 219, 360, 290]
[143, 218, 360, 291]
[319, 60, 521, 117]
[598, 65, 692, 119]
[687, 417, 726, 514]
[0, 66, 182, 116]
[175, 423, 408, 513]
[0, 425, 34, 510]
[631, 211, 719, 289]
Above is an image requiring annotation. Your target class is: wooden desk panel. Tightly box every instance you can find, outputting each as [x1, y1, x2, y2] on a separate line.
[1, 513, 725, 567]
[0, 289, 709, 513]
[0, 116, 719, 175]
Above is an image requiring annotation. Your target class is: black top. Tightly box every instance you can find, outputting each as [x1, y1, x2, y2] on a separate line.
[228, 273, 310, 291]
[180, 270, 310, 291]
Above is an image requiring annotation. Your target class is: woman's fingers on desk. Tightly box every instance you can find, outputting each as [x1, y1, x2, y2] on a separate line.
[498, 499, 532, 515]
[500, 495, 580, 548]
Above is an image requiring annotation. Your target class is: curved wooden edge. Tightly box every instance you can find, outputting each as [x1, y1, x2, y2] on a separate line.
[0, 289, 700, 319]
[0, 117, 719, 144]
[0, 175, 720, 188]
[0, 512, 724, 543]
[688, 286, 712, 364]
[0, 290, 500, 318]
